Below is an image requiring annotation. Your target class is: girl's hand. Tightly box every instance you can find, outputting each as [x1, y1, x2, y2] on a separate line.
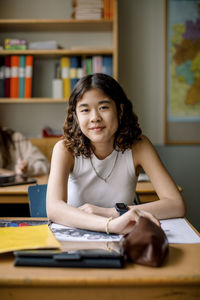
[109, 208, 160, 235]
[15, 157, 28, 175]
[78, 203, 116, 218]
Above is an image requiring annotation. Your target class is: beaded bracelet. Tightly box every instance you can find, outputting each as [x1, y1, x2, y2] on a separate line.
[106, 217, 113, 234]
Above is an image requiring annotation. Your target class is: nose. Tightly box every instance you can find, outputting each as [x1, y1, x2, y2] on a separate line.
[91, 109, 102, 122]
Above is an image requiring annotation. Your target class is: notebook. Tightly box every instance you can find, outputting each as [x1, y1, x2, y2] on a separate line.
[14, 241, 124, 268]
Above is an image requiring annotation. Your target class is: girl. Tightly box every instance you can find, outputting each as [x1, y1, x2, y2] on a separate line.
[46, 73, 185, 235]
[0, 126, 49, 176]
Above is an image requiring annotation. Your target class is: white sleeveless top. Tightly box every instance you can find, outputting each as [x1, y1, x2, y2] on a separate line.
[68, 149, 138, 208]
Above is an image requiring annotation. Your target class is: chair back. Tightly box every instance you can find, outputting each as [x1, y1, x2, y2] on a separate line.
[28, 184, 47, 217]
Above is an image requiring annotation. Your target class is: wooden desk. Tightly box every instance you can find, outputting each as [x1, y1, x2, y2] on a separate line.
[0, 175, 48, 204]
[0, 218, 199, 300]
[0, 177, 159, 205]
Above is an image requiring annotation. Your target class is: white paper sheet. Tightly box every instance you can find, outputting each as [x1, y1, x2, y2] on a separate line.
[160, 218, 200, 244]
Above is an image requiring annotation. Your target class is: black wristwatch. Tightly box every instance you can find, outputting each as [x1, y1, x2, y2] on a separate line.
[115, 203, 128, 216]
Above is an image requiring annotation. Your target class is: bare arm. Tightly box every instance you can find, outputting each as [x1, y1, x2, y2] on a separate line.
[131, 135, 186, 219]
[46, 141, 108, 231]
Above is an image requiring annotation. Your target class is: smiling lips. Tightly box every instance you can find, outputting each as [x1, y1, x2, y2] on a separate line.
[89, 126, 105, 132]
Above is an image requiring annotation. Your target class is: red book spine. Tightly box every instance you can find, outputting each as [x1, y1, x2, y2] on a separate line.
[5, 56, 11, 97]
[10, 55, 19, 98]
[24, 55, 33, 98]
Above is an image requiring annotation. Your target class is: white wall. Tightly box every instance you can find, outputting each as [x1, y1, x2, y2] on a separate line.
[118, 0, 165, 144]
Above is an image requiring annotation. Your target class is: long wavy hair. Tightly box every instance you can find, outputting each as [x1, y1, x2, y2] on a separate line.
[0, 126, 15, 167]
[63, 73, 142, 157]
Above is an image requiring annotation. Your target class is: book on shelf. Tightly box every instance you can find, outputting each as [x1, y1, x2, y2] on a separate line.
[19, 55, 25, 98]
[86, 56, 93, 75]
[5, 56, 11, 97]
[4, 38, 27, 50]
[24, 55, 34, 98]
[92, 55, 102, 73]
[0, 57, 5, 97]
[103, 0, 114, 20]
[52, 63, 63, 99]
[10, 55, 19, 98]
[109, 0, 114, 19]
[61, 56, 70, 99]
[102, 55, 113, 76]
[70, 56, 83, 91]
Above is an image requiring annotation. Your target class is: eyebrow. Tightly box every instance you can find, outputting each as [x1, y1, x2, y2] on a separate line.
[77, 99, 111, 108]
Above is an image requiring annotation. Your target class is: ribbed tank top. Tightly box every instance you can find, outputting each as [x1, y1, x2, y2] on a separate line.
[68, 149, 138, 208]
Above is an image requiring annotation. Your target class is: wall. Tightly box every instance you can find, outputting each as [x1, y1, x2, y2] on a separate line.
[156, 145, 200, 231]
[118, 0, 200, 231]
[118, 0, 165, 144]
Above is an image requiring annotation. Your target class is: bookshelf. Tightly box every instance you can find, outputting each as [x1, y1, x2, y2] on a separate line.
[0, 0, 118, 137]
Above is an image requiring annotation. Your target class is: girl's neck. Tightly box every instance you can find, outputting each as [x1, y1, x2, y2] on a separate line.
[91, 143, 114, 160]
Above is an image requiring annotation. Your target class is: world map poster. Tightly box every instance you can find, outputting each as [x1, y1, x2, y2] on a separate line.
[167, 0, 200, 122]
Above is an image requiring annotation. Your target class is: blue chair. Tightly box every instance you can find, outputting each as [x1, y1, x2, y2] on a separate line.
[28, 184, 47, 217]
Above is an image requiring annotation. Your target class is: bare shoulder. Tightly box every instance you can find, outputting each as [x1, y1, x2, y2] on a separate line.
[132, 135, 158, 166]
[53, 140, 71, 155]
[133, 135, 154, 152]
[53, 139, 66, 151]
[52, 139, 74, 168]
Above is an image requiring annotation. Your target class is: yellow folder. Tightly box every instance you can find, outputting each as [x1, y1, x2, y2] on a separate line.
[0, 225, 61, 254]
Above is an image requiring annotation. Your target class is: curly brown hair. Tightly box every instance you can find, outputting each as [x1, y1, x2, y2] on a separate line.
[63, 73, 142, 157]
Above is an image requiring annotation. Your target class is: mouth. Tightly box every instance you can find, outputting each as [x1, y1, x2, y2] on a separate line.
[89, 126, 105, 132]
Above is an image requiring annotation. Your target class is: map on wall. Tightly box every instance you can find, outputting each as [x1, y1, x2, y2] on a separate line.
[168, 0, 200, 122]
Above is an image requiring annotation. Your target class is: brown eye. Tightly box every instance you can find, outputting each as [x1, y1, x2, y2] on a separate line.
[100, 105, 109, 110]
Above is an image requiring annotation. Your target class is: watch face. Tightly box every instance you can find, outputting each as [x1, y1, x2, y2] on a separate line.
[118, 203, 126, 209]
[115, 203, 127, 210]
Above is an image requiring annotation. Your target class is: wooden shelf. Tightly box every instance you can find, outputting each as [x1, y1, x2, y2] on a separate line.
[0, 49, 113, 56]
[0, 0, 118, 136]
[0, 98, 68, 103]
[0, 19, 113, 32]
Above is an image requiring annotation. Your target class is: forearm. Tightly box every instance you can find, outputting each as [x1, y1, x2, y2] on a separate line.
[47, 199, 109, 232]
[78, 203, 118, 218]
[130, 197, 186, 220]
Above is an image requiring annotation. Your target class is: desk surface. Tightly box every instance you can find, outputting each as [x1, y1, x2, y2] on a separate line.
[0, 218, 199, 300]
[0, 243, 199, 300]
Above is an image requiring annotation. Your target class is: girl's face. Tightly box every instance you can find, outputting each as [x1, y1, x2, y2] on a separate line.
[76, 88, 120, 149]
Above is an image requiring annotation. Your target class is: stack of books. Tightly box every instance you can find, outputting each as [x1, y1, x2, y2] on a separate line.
[72, 0, 103, 20]
[0, 55, 34, 98]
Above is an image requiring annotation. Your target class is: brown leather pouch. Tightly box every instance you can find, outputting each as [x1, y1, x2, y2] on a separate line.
[122, 216, 168, 267]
